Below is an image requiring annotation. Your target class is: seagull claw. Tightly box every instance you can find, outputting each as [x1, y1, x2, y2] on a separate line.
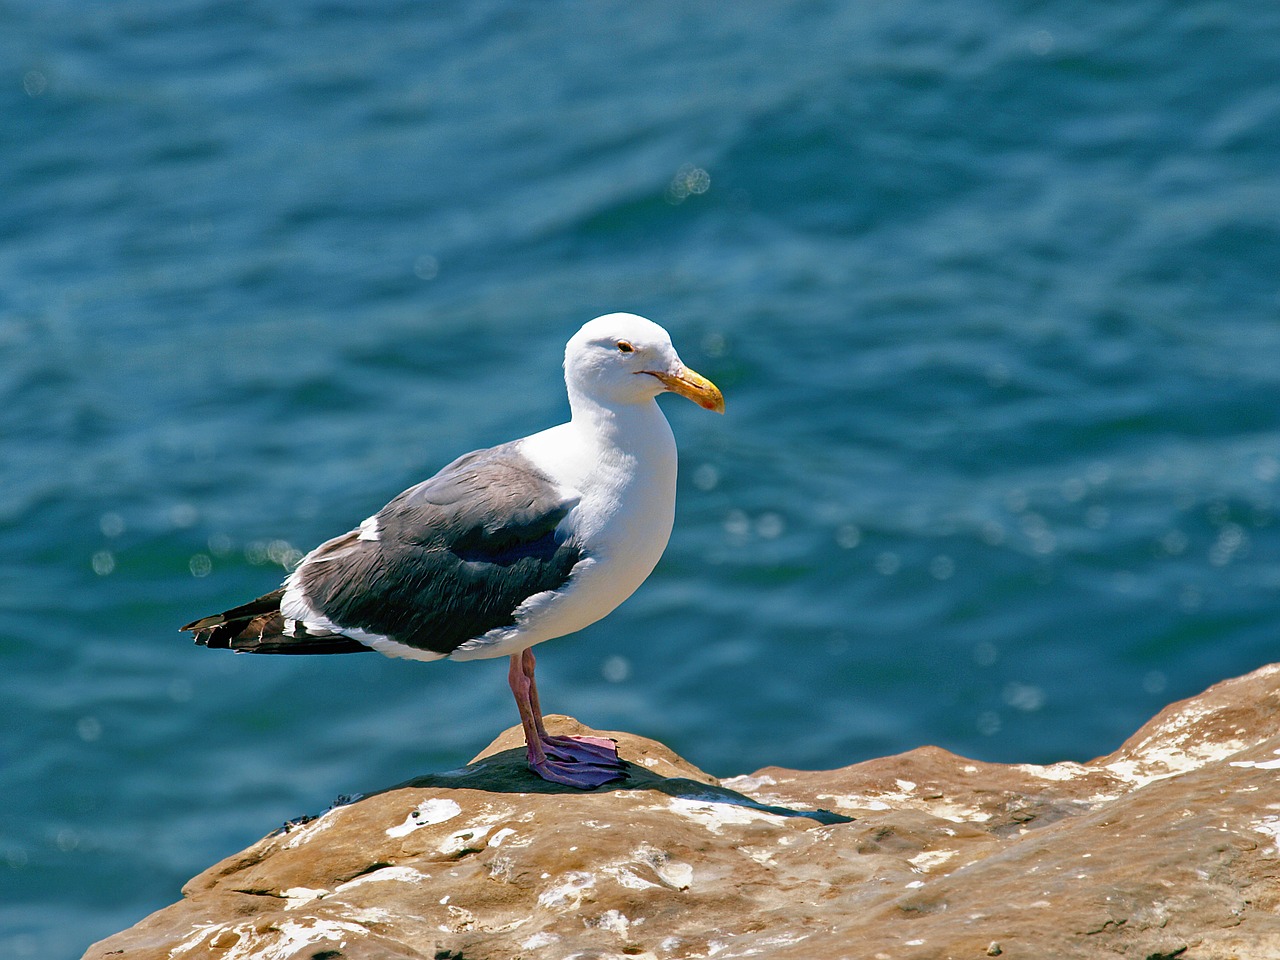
[525, 734, 627, 789]
[529, 755, 629, 789]
[542, 734, 621, 764]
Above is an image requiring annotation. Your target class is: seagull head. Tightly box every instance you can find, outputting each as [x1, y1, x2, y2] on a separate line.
[564, 313, 725, 414]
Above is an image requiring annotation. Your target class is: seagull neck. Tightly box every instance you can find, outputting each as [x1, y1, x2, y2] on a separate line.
[567, 393, 669, 450]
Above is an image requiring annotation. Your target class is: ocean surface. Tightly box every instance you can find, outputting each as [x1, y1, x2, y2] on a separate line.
[2, 1, 1277, 955]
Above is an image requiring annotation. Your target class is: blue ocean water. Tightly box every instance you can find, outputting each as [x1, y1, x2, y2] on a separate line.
[2, 1, 1277, 955]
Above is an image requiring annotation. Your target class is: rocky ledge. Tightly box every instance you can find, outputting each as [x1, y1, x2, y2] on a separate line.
[87, 665, 1280, 960]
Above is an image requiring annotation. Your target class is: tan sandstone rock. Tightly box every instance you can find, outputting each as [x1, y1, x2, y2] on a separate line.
[85, 665, 1280, 960]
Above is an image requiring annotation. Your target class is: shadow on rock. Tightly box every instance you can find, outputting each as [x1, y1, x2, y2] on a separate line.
[366, 716, 855, 829]
[385, 742, 854, 826]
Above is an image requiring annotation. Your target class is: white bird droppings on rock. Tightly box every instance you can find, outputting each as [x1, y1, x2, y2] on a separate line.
[537, 871, 596, 911]
[1250, 816, 1280, 855]
[664, 796, 789, 834]
[585, 908, 632, 938]
[909, 850, 957, 872]
[281, 808, 344, 849]
[488, 826, 519, 847]
[439, 823, 493, 856]
[386, 797, 462, 837]
[281, 887, 328, 909]
[521, 931, 562, 950]
[720, 773, 776, 791]
[334, 865, 431, 894]
[1230, 757, 1280, 770]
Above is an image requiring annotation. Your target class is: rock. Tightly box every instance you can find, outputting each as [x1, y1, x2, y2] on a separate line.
[85, 666, 1280, 960]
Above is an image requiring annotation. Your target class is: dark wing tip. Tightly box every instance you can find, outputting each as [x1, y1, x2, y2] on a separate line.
[181, 588, 286, 650]
[180, 587, 372, 655]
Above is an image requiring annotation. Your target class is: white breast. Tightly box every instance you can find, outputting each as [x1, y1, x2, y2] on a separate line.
[447, 404, 678, 661]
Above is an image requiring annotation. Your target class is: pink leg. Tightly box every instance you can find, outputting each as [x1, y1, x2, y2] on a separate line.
[507, 650, 626, 789]
[521, 649, 622, 757]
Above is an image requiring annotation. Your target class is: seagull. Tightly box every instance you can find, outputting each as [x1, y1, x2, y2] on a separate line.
[182, 313, 725, 789]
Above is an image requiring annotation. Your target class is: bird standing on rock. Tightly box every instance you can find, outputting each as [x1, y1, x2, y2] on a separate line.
[183, 314, 725, 789]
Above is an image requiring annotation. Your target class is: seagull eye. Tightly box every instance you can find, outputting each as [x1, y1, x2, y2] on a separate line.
[616, 340, 635, 354]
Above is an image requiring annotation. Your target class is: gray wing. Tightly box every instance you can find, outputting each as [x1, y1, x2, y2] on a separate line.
[293, 441, 583, 656]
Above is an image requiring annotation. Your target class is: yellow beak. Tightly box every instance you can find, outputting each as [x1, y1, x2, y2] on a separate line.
[648, 365, 726, 414]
